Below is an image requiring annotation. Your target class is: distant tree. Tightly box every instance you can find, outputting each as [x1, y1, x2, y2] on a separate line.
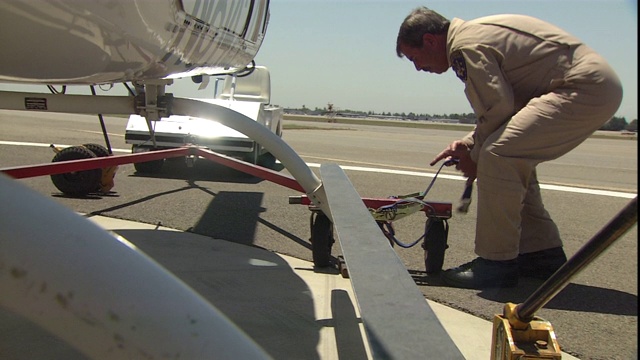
[626, 119, 637, 131]
[457, 113, 476, 124]
[600, 116, 628, 131]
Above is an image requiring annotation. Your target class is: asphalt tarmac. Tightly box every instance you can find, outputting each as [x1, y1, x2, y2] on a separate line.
[0, 110, 637, 359]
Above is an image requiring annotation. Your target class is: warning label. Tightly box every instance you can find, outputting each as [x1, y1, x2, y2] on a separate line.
[25, 97, 47, 110]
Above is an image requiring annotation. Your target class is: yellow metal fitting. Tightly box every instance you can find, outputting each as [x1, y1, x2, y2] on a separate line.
[49, 144, 64, 153]
[100, 166, 118, 193]
[491, 302, 562, 359]
[504, 302, 530, 330]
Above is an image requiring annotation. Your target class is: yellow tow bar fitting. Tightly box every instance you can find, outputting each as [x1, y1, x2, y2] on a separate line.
[491, 302, 562, 360]
[100, 165, 118, 193]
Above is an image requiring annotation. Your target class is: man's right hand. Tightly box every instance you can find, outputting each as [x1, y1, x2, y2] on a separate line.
[430, 140, 469, 166]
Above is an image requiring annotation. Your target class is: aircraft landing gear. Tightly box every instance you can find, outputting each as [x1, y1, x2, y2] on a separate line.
[50, 145, 102, 196]
[132, 145, 165, 174]
[49, 143, 117, 197]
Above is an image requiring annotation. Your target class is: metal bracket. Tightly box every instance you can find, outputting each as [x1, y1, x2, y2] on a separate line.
[320, 163, 464, 359]
[133, 79, 174, 148]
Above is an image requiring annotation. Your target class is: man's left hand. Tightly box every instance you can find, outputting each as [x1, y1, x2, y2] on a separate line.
[431, 140, 477, 179]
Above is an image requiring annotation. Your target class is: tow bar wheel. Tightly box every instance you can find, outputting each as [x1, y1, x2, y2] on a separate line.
[50, 146, 102, 196]
[310, 211, 334, 268]
[423, 218, 449, 274]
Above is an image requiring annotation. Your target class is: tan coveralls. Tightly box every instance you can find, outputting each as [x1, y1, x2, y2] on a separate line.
[446, 15, 623, 260]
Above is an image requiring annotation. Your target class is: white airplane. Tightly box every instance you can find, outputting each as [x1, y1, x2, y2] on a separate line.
[1, 0, 286, 181]
[0, 1, 327, 358]
[1, 0, 268, 84]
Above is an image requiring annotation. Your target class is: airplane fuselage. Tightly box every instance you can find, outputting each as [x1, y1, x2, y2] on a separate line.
[0, 0, 270, 84]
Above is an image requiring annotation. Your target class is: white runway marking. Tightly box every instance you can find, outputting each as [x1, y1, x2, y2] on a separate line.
[1, 140, 635, 199]
[0, 140, 130, 153]
[303, 163, 636, 199]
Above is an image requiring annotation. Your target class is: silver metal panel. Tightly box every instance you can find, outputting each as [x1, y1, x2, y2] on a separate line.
[320, 163, 464, 359]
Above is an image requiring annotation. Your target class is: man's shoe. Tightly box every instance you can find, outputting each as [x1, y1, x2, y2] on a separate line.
[441, 257, 518, 289]
[518, 247, 567, 280]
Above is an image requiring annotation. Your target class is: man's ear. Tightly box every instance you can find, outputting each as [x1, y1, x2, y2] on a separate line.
[421, 33, 437, 49]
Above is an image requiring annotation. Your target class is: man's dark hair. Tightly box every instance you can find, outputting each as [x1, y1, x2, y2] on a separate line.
[396, 7, 450, 57]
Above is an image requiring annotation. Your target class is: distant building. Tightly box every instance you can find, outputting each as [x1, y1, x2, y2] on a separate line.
[427, 118, 461, 124]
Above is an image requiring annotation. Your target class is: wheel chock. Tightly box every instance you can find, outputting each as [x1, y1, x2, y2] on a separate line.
[337, 255, 349, 278]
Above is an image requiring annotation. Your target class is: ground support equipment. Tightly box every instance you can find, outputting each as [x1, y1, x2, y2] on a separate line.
[289, 193, 452, 275]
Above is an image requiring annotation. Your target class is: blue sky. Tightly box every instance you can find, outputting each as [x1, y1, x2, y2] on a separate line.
[248, 0, 637, 120]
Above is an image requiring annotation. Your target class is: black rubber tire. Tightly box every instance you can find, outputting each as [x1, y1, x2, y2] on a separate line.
[50, 146, 101, 196]
[82, 143, 110, 157]
[257, 123, 281, 169]
[132, 145, 164, 174]
[310, 211, 334, 268]
[257, 152, 276, 168]
[423, 218, 449, 274]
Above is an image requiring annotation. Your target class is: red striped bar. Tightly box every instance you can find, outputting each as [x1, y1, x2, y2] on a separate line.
[1, 147, 191, 179]
[196, 148, 305, 193]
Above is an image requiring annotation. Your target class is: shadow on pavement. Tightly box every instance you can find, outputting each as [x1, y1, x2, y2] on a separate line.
[116, 228, 323, 359]
[477, 280, 638, 316]
[410, 270, 637, 316]
[129, 157, 285, 185]
[190, 191, 265, 246]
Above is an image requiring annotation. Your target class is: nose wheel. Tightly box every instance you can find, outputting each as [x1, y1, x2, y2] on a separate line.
[132, 145, 165, 174]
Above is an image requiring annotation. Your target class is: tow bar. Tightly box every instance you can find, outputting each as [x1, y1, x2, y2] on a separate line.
[290, 159, 461, 275]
